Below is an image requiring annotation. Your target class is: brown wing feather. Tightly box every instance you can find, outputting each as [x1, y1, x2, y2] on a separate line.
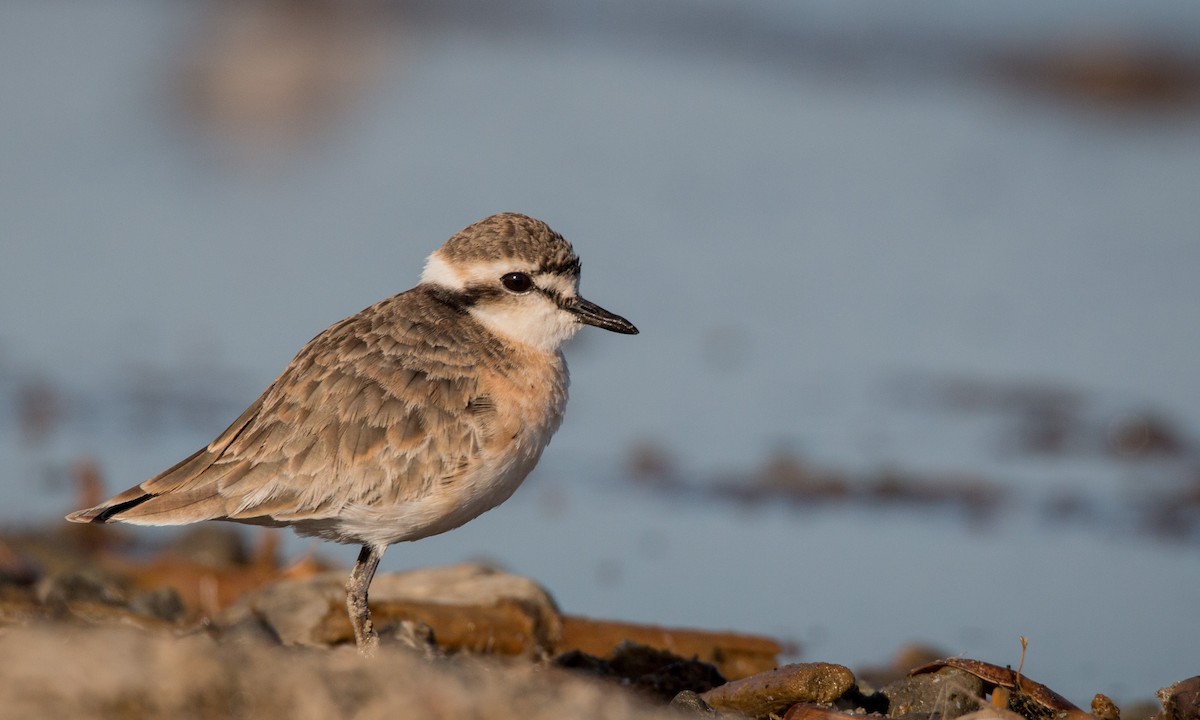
[66, 287, 515, 528]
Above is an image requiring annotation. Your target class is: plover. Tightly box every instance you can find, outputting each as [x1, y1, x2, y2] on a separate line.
[67, 212, 638, 653]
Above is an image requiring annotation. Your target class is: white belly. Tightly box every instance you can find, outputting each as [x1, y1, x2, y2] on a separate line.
[346, 441, 547, 547]
[313, 393, 564, 547]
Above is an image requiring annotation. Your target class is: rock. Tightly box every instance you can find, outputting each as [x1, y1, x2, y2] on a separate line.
[881, 666, 983, 718]
[952, 710, 1026, 720]
[128, 586, 186, 623]
[35, 570, 128, 610]
[832, 685, 886, 716]
[217, 563, 562, 653]
[699, 663, 855, 718]
[559, 616, 780, 680]
[782, 705, 865, 720]
[218, 571, 338, 646]
[856, 643, 950, 690]
[374, 563, 558, 606]
[1155, 676, 1200, 720]
[908, 658, 1082, 718]
[669, 690, 716, 716]
[370, 563, 562, 645]
[379, 618, 439, 657]
[60, 600, 181, 633]
[26, 548, 182, 632]
[218, 608, 285, 646]
[1091, 693, 1120, 720]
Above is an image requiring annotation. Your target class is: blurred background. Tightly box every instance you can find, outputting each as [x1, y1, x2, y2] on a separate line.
[2, 0, 1199, 704]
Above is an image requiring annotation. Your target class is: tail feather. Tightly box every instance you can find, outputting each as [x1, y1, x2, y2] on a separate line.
[64, 395, 268, 527]
[67, 489, 228, 527]
[64, 448, 231, 526]
[66, 493, 154, 524]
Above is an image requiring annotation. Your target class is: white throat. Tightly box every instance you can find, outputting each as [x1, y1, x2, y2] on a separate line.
[469, 300, 581, 354]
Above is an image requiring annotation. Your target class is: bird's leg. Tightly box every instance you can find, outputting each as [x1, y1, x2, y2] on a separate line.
[346, 544, 384, 656]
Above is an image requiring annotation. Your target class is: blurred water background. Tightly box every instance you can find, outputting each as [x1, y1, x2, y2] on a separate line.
[2, 0, 1200, 704]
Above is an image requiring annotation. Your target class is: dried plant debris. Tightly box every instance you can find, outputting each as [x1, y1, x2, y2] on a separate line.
[554, 642, 726, 702]
[909, 658, 1086, 720]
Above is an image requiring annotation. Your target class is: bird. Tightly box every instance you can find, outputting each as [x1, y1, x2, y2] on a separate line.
[67, 212, 638, 653]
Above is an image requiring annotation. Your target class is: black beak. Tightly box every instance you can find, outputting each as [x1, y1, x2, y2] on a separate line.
[569, 296, 639, 335]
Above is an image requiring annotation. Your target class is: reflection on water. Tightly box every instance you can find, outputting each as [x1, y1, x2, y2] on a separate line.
[629, 372, 1200, 544]
[178, 0, 394, 165]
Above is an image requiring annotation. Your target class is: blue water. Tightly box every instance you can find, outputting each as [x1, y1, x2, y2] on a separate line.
[2, 0, 1199, 705]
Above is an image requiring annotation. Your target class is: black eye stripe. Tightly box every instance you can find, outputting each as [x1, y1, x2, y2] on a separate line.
[432, 280, 570, 314]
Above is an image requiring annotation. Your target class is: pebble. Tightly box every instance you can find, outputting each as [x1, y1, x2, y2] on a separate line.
[880, 666, 983, 718]
[669, 690, 716, 716]
[127, 585, 186, 623]
[35, 571, 127, 609]
[1156, 676, 1200, 720]
[699, 663, 855, 718]
[1090, 693, 1120, 720]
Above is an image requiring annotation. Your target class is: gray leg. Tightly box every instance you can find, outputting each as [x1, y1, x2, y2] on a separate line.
[346, 544, 384, 656]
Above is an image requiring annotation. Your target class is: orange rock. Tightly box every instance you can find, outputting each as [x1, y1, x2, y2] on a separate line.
[559, 615, 781, 680]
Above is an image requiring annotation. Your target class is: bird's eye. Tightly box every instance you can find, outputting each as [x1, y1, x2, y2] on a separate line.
[501, 272, 533, 293]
